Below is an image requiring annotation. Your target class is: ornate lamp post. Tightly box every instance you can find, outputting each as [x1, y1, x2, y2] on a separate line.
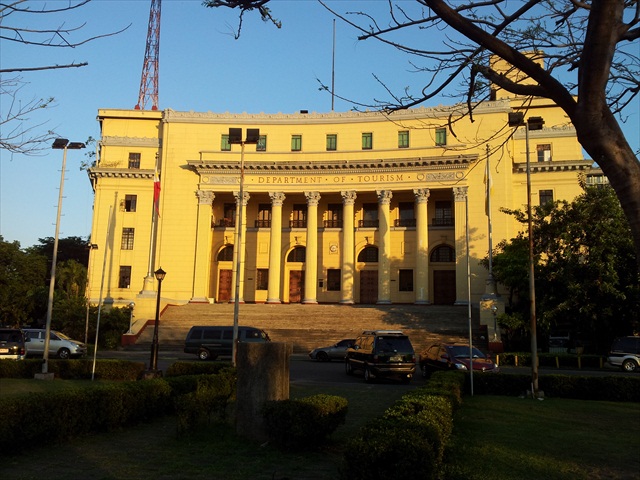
[127, 302, 135, 334]
[149, 267, 166, 373]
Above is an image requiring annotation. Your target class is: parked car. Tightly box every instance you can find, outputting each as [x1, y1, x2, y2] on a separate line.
[309, 338, 355, 362]
[0, 328, 27, 360]
[419, 344, 499, 376]
[607, 336, 640, 372]
[183, 325, 270, 360]
[345, 330, 416, 383]
[22, 329, 87, 359]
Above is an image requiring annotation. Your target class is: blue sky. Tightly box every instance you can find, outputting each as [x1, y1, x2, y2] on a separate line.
[1, 0, 638, 249]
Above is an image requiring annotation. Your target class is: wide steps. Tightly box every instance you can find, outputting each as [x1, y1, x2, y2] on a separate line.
[135, 303, 481, 354]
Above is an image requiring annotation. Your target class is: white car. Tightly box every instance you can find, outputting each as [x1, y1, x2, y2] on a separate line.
[309, 338, 355, 362]
[23, 329, 87, 359]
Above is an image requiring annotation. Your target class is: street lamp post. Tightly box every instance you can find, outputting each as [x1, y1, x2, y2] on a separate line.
[149, 267, 166, 373]
[127, 302, 135, 334]
[40, 139, 85, 377]
[228, 128, 260, 366]
[491, 304, 498, 341]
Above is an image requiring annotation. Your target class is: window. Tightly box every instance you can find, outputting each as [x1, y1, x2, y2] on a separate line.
[221, 134, 231, 151]
[360, 203, 378, 228]
[291, 135, 302, 151]
[217, 245, 234, 261]
[430, 245, 455, 262]
[539, 189, 554, 205]
[362, 132, 373, 150]
[291, 204, 307, 228]
[358, 246, 379, 262]
[257, 135, 267, 151]
[395, 202, 415, 227]
[435, 128, 447, 146]
[256, 269, 269, 290]
[433, 201, 453, 226]
[325, 204, 343, 228]
[218, 203, 236, 227]
[287, 246, 306, 262]
[327, 269, 341, 291]
[326, 134, 337, 151]
[537, 144, 551, 162]
[128, 153, 141, 169]
[399, 269, 413, 291]
[121, 228, 135, 250]
[398, 130, 409, 148]
[124, 195, 137, 212]
[118, 266, 131, 289]
[256, 204, 271, 228]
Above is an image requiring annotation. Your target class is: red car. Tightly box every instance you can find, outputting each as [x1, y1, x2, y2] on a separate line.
[419, 344, 499, 376]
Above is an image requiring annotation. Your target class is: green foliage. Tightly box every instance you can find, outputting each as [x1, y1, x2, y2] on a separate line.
[0, 358, 146, 380]
[166, 360, 233, 377]
[262, 394, 348, 450]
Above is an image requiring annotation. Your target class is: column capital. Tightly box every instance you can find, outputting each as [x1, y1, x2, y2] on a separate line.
[453, 186, 468, 202]
[234, 191, 250, 205]
[196, 190, 215, 206]
[269, 191, 286, 206]
[376, 190, 393, 205]
[413, 188, 430, 203]
[304, 191, 321, 206]
[341, 190, 357, 205]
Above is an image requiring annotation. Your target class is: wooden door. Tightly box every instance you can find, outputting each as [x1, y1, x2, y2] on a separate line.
[218, 269, 232, 303]
[289, 270, 304, 303]
[359, 270, 378, 304]
[433, 270, 456, 305]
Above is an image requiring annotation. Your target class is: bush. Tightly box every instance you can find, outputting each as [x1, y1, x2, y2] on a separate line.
[262, 394, 348, 450]
[166, 361, 232, 377]
[0, 359, 146, 380]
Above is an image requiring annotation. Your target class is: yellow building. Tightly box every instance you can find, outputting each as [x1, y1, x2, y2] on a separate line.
[87, 94, 592, 326]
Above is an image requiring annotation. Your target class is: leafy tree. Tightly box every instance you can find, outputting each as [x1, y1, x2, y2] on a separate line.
[56, 259, 87, 298]
[27, 236, 91, 269]
[209, 0, 640, 270]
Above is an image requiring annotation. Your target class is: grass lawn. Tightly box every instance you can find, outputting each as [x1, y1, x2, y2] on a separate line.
[1, 380, 638, 479]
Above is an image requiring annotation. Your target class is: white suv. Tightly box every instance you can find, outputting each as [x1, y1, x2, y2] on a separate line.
[607, 336, 640, 372]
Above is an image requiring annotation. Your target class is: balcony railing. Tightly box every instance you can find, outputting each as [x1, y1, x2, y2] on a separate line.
[290, 220, 307, 228]
[324, 219, 343, 228]
[255, 220, 271, 228]
[215, 218, 236, 228]
[394, 218, 416, 227]
[358, 219, 379, 228]
[432, 217, 454, 227]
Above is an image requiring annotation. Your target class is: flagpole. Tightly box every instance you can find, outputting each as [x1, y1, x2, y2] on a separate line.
[486, 144, 495, 285]
[142, 153, 160, 292]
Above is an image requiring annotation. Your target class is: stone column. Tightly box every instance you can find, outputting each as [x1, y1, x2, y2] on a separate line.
[267, 192, 285, 304]
[340, 191, 356, 304]
[230, 191, 250, 303]
[453, 187, 469, 305]
[303, 191, 320, 304]
[413, 188, 430, 304]
[191, 190, 215, 303]
[377, 190, 392, 304]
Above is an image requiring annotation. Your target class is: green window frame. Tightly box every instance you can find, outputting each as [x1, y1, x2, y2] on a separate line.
[326, 134, 337, 151]
[221, 134, 231, 151]
[257, 135, 267, 152]
[291, 135, 302, 151]
[398, 130, 409, 148]
[362, 132, 373, 150]
[435, 128, 447, 146]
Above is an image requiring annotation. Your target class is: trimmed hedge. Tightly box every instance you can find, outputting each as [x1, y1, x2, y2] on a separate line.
[166, 361, 232, 377]
[0, 358, 146, 380]
[262, 394, 348, 450]
[497, 352, 605, 369]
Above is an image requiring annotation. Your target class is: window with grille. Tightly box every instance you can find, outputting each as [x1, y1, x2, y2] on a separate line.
[327, 269, 341, 291]
[362, 132, 373, 150]
[430, 245, 455, 262]
[399, 269, 414, 291]
[325, 204, 343, 228]
[291, 204, 307, 228]
[537, 144, 551, 162]
[539, 189, 554, 205]
[287, 246, 306, 262]
[217, 245, 234, 261]
[433, 201, 453, 226]
[396, 202, 415, 227]
[256, 269, 269, 290]
[124, 195, 137, 212]
[358, 246, 379, 262]
[256, 204, 272, 228]
[118, 266, 131, 288]
[128, 153, 141, 169]
[257, 135, 267, 151]
[121, 228, 135, 250]
[291, 135, 302, 151]
[360, 203, 378, 228]
[398, 130, 409, 148]
[435, 128, 447, 146]
[326, 134, 337, 151]
[221, 134, 231, 151]
[217, 203, 236, 227]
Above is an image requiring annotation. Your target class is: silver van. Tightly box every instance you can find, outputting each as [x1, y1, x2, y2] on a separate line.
[183, 326, 270, 360]
[23, 329, 87, 359]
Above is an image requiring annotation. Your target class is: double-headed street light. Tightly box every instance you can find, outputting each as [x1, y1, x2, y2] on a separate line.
[40, 139, 85, 377]
[149, 267, 166, 373]
[509, 113, 545, 396]
[229, 128, 260, 366]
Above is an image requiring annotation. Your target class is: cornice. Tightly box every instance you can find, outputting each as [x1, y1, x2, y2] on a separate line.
[100, 136, 161, 147]
[513, 160, 593, 173]
[513, 124, 577, 139]
[88, 168, 154, 180]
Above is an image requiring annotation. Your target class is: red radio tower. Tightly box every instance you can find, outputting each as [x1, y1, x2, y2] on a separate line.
[135, 0, 161, 110]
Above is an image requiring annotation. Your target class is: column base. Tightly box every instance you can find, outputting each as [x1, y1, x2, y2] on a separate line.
[340, 300, 355, 305]
[228, 299, 245, 304]
[414, 300, 430, 305]
[266, 299, 282, 304]
[376, 300, 392, 305]
[189, 297, 210, 303]
[302, 299, 318, 304]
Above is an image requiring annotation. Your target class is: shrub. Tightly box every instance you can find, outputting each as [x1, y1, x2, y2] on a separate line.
[166, 360, 232, 377]
[262, 394, 348, 450]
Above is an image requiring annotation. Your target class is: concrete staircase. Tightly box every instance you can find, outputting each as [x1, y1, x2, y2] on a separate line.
[135, 303, 483, 355]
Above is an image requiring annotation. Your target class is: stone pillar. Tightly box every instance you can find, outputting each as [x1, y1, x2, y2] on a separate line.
[267, 192, 285, 304]
[191, 190, 215, 303]
[453, 187, 469, 305]
[230, 191, 249, 303]
[413, 188, 430, 304]
[303, 191, 320, 304]
[235, 342, 292, 443]
[377, 190, 392, 304]
[340, 191, 356, 304]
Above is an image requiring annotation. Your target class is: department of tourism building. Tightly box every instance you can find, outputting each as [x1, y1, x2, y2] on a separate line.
[87, 93, 595, 320]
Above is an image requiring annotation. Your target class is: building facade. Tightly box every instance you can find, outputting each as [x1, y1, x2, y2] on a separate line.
[87, 95, 592, 319]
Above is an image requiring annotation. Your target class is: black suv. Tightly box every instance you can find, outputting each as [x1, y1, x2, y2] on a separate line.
[345, 330, 416, 383]
[0, 328, 27, 360]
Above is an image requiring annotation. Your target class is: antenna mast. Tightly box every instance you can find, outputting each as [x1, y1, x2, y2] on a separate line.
[135, 0, 161, 110]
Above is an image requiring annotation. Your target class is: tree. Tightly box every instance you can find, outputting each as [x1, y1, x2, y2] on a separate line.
[0, 0, 128, 154]
[208, 0, 640, 270]
[27, 236, 91, 269]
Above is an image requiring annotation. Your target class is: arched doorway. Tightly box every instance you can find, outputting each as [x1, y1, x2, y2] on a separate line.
[430, 244, 456, 305]
[358, 246, 378, 304]
[217, 245, 234, 302]
[286, 246, 306, 303]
